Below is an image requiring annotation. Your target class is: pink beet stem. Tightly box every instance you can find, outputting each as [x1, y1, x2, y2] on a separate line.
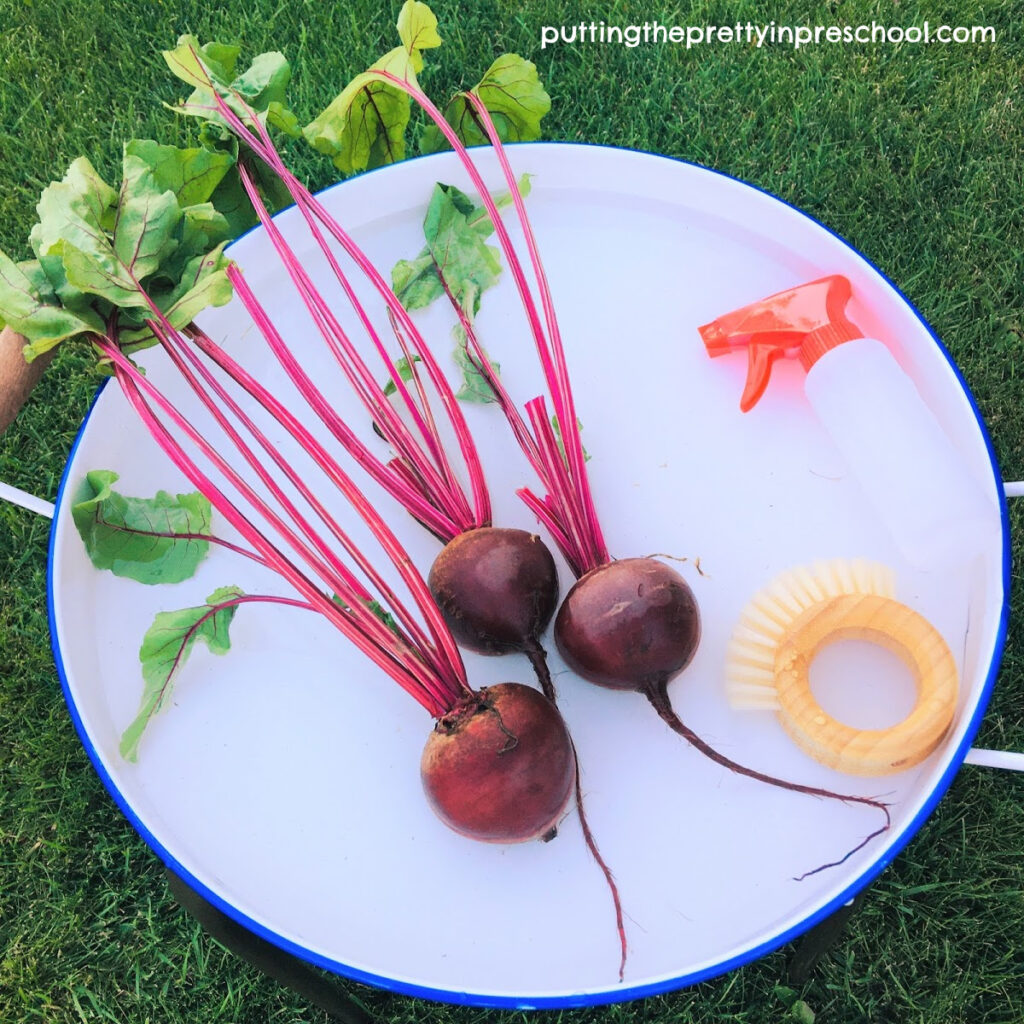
[162, 336, 376, 599]
[233, 165, 473, 536]
[369, 69, 610, 575]
[385, 307, 448, 496]
[223, 267, 459, 542]
[162, 328, 452, 681]
[187, 320, 454, 632]
[225, 594, 316, 612]
[108, 351, 453, 715]
[524, 396, 596, 576]
[459, 91, 604, 549]
[430, 257, 600, 578]
[433, 259, 544, 470]
[186, 70, 491, 535]
[102, 274, 471, 707]
[108, 333, 454, 707]
[235, 160, 462, 510]
[289, 178, 492, 531]
[432, 268, 591, 576]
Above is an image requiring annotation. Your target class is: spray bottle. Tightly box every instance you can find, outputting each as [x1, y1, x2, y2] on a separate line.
[699, 274, 998, 568]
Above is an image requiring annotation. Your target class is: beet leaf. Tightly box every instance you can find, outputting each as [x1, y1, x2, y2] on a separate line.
[122, 585, 244, 761]
[393, 180, 545, 402]
[552, 414, 590, 464]
[0, 146, 235, 363]
[303, 47, 422, 175]
[420, 54, 550, 154]
[397, 1, 442, 72]
[118, 249, 232, 354]
[163, 37, 299, 138]
[35, 157, 154, 312]
[300, 1, 440, 175]
[111, 154, 183, 282]
[72, 470, 213, 584]
[335, 594, 402, 637]
[122, 139, 235, 211]
[422, 183, 501, 311]
[162, 37, 298, 237]
[0, 250, 103, 357]
[452, 330, 499, 403]
[381, 354, 422, 397]
[391, 175, 530, 312]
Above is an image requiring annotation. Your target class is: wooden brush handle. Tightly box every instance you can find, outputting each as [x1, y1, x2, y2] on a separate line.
[773, 594, 959, 776]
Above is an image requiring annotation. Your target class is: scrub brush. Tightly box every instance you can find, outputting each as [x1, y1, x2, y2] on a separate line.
[726, 559, 958, 776]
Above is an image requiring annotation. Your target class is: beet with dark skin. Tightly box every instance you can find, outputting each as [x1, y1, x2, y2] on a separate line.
[555, 557, 701, 692]
[555, 555, 891, 875]
[420, 682, 575, 843]
[429, 527, 559, 654]
[429, 526, 561, 696]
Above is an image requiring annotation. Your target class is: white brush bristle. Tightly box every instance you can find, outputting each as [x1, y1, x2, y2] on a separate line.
[725, 558, 897, 711]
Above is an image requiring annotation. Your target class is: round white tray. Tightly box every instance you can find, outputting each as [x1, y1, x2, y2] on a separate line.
[49, 143, 1010, 1008]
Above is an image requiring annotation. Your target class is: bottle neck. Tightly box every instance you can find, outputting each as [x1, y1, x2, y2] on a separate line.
[799, 317, 863, 371]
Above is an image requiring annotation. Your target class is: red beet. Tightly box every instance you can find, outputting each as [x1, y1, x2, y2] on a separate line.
[421, 683, 575, 843]
[555, 557, 701, 691]
[429, 527, 559, 655]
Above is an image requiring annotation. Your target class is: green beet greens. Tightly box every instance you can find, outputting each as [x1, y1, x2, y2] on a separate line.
[391, 178, 534, 400]
[72, 470, 215, 584]
[0, 2, 562, 762]
[0, 6, 634, 977]
[123, 586, 246, 762]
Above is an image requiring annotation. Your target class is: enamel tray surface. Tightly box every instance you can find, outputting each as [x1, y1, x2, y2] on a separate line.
[48, 144, 1010, 1008]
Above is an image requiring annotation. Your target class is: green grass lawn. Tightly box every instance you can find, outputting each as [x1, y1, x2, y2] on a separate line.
[1, 0, 1022, 1021]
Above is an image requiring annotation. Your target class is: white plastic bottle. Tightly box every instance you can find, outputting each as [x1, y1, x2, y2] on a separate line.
[700, 275, 1001, 569]
[804, 337, 999, 568]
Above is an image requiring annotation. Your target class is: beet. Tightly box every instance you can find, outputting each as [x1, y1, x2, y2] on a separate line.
[420, 682, 575, 843]
[554, 557, 701, 691]
[429, 527, 558, 655]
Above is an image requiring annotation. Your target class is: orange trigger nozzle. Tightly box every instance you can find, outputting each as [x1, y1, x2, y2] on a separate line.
[698, 274, 864, 411]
